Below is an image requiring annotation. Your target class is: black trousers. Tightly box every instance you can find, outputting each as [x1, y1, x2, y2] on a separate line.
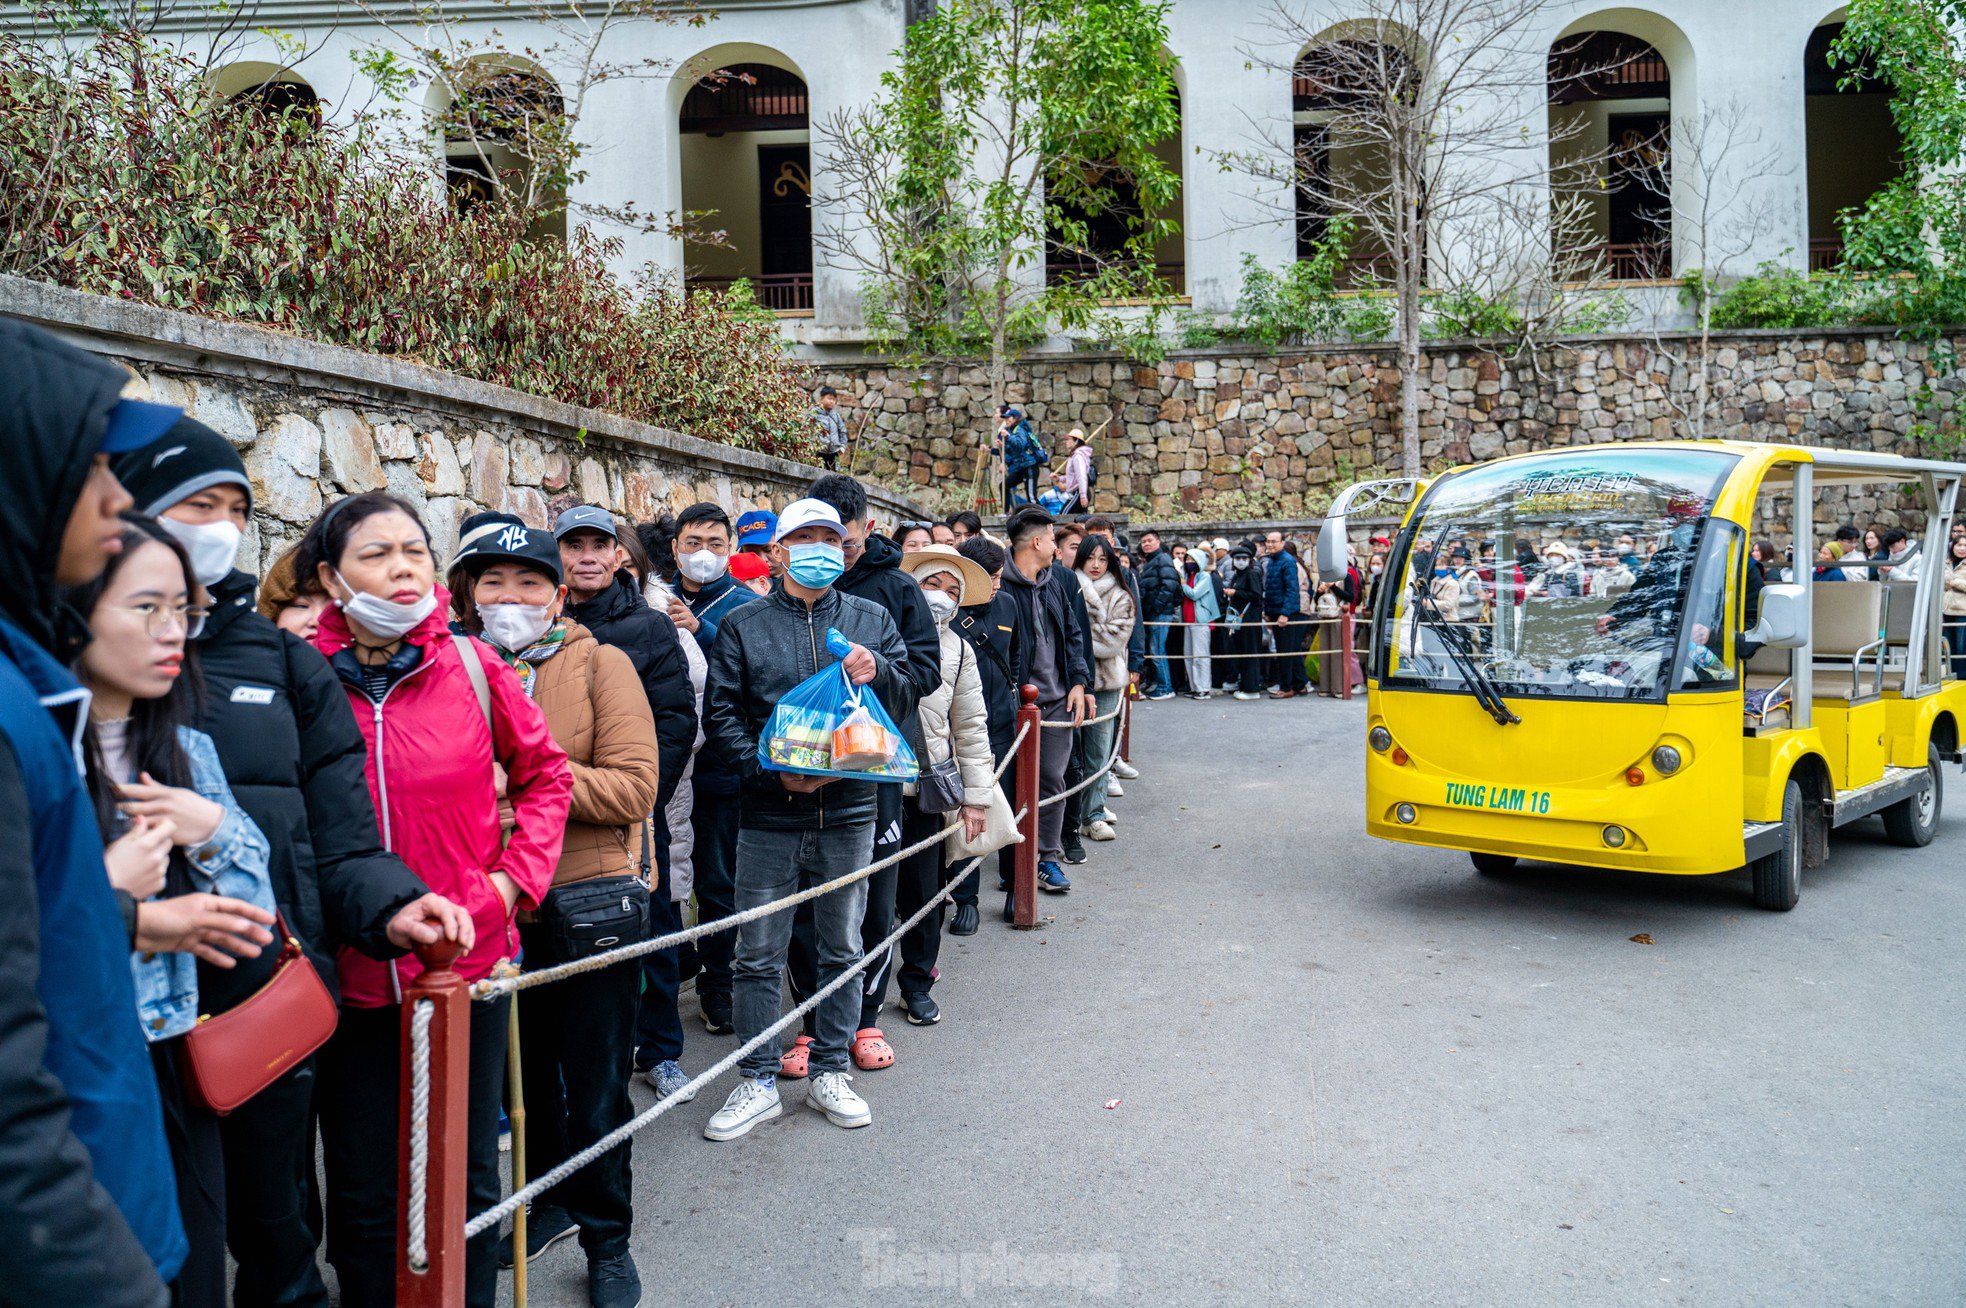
[790, 784, 903, 1032]
[1272, 619, 1309, 691]
[954, 729, 1012, 909]
[221, 1056, 330, 1306]
[867, 806, 945, 1005]
[690, 785, 741, 1005]
[318, 997, 509, 1308]
[154, 1040, 227, 1308]
[1065, 726, 1090, 835]
[1233, 624, 1265, 693]
[517, 921, 638, 1256]
[634, 835, 686, 1068]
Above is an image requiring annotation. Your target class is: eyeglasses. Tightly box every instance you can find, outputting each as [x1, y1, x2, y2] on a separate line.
[111, 601, 209, 640]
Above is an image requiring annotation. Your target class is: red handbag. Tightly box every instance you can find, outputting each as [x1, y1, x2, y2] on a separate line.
[180, 914, 337, 1116]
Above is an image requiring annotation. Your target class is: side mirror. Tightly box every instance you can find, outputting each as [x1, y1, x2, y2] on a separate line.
[1745, 583, 1809, 649]
[1316, 478, 1422, 585]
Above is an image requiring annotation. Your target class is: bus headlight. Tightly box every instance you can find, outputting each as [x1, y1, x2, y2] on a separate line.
[1651, 745, 1683, 775]
[1395, 803, 1417, 825]
[1602, 825, 1627, 848]
[1370, 726, 1393, 752]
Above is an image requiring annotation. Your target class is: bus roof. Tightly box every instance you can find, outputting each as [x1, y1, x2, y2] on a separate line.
[1452, 441, 1966, 489]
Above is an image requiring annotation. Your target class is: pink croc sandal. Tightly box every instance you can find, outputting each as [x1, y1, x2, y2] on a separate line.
[851, 1028, 895, 1071]
[778, 1034, 813, 1080]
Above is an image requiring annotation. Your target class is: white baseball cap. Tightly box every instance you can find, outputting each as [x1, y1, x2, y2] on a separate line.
[772, 497, 848, 543]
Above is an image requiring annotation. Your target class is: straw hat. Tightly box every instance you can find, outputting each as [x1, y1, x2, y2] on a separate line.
[901, 544, 994, 606]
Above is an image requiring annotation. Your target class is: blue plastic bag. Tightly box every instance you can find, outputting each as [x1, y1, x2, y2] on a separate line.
[758, 628, 920, 783]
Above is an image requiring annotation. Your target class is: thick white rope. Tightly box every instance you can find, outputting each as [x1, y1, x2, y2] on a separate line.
[405, 998, 434, 1273]
[462, 843, 1003, 1240]
[471, 721, 1033, 1000]
[1038, 699, 1126, 729]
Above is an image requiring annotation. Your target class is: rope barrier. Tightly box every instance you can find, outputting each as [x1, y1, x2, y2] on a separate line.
[471, 721, 1034, 1001]
[1038, 699, 1125, 729]
[1037, 701, 1128, 810]
[461, 843, 1004, 1241]
[405, 998, 435, 1272]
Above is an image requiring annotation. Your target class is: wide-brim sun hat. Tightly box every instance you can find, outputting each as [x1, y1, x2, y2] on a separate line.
[901, 544, 993, 607]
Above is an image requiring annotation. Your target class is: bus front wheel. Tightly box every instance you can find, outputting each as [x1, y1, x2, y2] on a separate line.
[1749, 780, 1802, 912]
[1470, 852, 1517, 876]
[1881, 742, 1943, 848]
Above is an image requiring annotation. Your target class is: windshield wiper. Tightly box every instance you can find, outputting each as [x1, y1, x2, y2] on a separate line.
[1411, 585, 1520, 726]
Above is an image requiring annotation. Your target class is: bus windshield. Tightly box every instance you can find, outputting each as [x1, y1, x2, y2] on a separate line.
[1378, 448, 1742, 704]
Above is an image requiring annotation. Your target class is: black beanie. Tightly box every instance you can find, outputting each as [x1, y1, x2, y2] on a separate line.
[110, 416, 252, 517]
[451, 511, 563, 585]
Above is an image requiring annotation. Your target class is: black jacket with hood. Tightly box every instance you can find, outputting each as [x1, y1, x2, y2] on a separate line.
[954, 592, 1021, 759]
[0, 319, 174, 1306]
[703, 582, 918, 832]
[1001, 554, 1092, 699]
[834, 532, 945, 747]
[569, 570, 698, 810]
[190, 571, 429, 1000]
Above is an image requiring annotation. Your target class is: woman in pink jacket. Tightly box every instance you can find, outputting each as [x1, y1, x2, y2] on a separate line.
[300, 491, 572, 1308]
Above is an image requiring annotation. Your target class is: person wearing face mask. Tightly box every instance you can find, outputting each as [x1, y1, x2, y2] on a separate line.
[67, 517, 278, 1308]
[1072, 537, 1136, 841]
[300, 491, 572, 1308]
[885, 545, 994, 1026]
[699, 498, 919, 1142]
[113, 423, 466, 1308]
[1596, 494, 1710, 639]
[450, 517, 659, 1307]
[1224, 543, 1267, 701]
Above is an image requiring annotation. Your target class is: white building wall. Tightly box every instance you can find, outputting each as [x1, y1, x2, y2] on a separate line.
[132, 0, 1868, 338]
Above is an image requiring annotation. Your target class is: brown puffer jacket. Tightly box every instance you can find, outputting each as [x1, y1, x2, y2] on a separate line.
[512, 621, 661, 914]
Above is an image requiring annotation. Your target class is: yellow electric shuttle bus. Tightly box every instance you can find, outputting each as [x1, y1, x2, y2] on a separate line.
[1317, 441, 1966, 910]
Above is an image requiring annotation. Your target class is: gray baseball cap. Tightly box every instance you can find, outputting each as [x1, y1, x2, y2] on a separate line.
[552, 504, 619, 541]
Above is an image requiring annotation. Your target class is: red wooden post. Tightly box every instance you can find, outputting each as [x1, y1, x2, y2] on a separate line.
[397, 940, 471, 1308]
[1119, 682, 1135, 763]
[1340, 608, 1357, 702]
[1013, 685, 1040, 930]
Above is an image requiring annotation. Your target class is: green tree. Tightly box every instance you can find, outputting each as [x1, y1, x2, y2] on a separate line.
[818, 0, 1182, 413]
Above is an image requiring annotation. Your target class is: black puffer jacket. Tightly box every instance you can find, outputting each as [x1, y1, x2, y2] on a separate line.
[835, 533, 945, 727]
[192, 571, 428, 1000]
[569, 572, 697, 810]
[703, 583, 918, 832]
[955, 593, 1021, 759]
[1136, 548, 1182, 620]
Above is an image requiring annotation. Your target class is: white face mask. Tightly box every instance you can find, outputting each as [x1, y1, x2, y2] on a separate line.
[334, 572, 437, 640]
[922, 589, 959, 625]
[160, 517, 243, 588]
[679, 549, 727, 585]
[479, 603, 556, 653]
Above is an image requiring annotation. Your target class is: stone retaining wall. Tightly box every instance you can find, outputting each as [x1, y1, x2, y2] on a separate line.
[1, 277, 921, 575]
[806, 330, 1965, 523]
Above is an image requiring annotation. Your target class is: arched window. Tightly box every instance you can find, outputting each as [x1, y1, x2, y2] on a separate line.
[1803, 19, 1901, 270]
[1547, 29, 1675, 281]
[1292, 39, 1421, 285]
[678, 57, 813, 313]
[441, 61, 567, 241]
[212, 63, 320, 129]
[1045, 77, 1185, 299]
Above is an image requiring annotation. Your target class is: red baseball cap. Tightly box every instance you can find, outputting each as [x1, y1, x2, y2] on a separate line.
[728, 552, 770, 582]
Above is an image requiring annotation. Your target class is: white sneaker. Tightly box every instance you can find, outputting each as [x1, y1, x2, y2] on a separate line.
[1234, 691, 1262, 701]
[703, 1077, 781, 1141]
[1094, 807, 1119, 825]
[805, 1071, 871, 1129]
[1105, 780, 1125, 798]
[1082, 820, 1116, 842]
[1112, 760, 1140, 781]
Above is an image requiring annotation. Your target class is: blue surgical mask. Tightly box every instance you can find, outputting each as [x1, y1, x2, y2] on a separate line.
[785, 542, 846, 590]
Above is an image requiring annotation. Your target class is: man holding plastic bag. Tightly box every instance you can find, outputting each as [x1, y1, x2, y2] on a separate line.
[700, 499, 921, 1142]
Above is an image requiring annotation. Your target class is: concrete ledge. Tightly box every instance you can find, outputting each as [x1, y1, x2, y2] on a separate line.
[0, 275, 922, 520]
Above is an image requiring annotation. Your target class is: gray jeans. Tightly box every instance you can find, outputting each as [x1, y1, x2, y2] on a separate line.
[731, 823, 874, 1078]
[1036, 697, 1073, 860]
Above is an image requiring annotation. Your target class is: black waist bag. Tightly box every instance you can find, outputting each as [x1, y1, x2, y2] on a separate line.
[543, 875, 649, 962]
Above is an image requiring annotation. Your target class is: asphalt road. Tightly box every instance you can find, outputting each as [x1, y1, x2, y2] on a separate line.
[502, 695, 1966, 1307]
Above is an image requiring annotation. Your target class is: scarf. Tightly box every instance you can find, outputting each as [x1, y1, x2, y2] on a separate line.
[491, 619, 569, 699]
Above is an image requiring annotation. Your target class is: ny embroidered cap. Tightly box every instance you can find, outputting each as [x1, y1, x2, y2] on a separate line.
[771, 498, 847, 544]
[734, 509, 778, 548]
[552, 503, 620, 542]
[452, 511, 563, 584]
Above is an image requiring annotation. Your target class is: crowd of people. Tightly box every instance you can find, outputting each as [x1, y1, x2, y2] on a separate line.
[1, 322, 1219, 1308]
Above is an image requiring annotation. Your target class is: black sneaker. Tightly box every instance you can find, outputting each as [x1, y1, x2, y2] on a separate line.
[497, 1203, 579, 1268]
[1062, 836, 1088, 865]
[949, 903, 979, 936]
[699, 992, 733, 1036]
[902, 991, 941, 1026]
[588, 1250, 643, 1308]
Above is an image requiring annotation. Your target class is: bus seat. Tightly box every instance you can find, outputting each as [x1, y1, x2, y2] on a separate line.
[1883, 579, 1917, 646]
[1809, 581, 1886, 700]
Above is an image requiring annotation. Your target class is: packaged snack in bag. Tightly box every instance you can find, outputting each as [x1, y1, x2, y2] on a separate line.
[757, 627, 919, 782]
[830, 705, 896, 770]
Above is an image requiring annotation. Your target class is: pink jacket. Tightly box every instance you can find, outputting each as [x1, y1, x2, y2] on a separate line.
[313, 590, 572, 1006]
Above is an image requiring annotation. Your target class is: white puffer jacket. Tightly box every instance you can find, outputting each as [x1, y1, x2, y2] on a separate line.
[645, 575, 708, 902]
[912, 622, 996, 808]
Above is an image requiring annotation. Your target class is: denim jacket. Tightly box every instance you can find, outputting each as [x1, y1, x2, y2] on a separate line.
[129, 727, 274, 1042]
